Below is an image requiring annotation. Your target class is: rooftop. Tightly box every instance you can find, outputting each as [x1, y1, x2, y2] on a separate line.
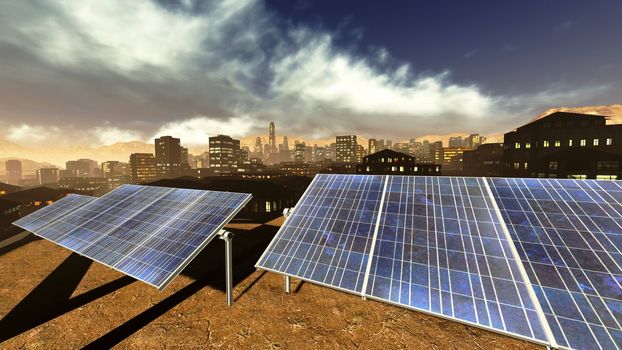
[0, 217, 543, 349]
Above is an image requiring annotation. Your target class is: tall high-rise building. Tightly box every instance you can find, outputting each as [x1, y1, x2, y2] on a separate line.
[336, 135, 358, 163]
[254, 137, 263, 158]
[355, 144, 366, 162]
[36, 168, 60, 185]
[294, 142, 306, 163]
[449, 136, 464, 148]
[102, 161, 129, 189]
[368, 139, 378, 154]
[386, 140, 393, 149]
[65, 159, 92, 178]
[269, 122, 277, 155]
[180, 147, 189, 164]
[155, 136, 182, 179]
[5, 160, 22, 185]
[282, 136, 289, 151]
[209, 134, 241, 174]
[129, 153, 157, 183]
[431, 141, 444, 163]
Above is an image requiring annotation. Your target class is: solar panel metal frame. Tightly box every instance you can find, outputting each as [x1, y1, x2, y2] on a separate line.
[256, 174, 386, 297]
[256, 175, 571, 348]
[360, 176, 553, 346]
[489, 178, 622, 350]
[15, 184, 252, 291]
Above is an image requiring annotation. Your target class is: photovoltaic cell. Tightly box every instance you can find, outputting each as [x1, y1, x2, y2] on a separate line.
[256, 174, 385, 294]
[15, 184, 251, 290]
[490, 178, 622, 350]
[13, 194, 96, 233]
[365, 176, 547, 343]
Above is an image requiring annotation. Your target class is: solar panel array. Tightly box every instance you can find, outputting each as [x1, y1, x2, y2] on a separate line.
[257, 174, 622, 350]
[490, 178, 622, 350]
[13, 194, 96, 233]
[14, 184, 251, 290]
[257, 174, 385, 294]
[365, 176, 548, 342]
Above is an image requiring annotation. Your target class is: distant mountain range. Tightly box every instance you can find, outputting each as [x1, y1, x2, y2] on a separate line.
[1, 104, 620, 167]
[533, 104, 622, 123]
[0, 158, 58, 175]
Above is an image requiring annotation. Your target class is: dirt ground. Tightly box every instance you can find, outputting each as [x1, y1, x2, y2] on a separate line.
[0, 217, 545, 349]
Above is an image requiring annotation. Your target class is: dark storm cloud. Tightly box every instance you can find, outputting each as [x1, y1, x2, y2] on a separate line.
[0, 0, 614, 147]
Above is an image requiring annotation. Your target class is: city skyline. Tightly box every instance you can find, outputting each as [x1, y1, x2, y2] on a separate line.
[1, 1, 621, 158]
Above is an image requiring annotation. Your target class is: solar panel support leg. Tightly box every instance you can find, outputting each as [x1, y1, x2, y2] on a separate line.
[219, 230, 234, 307]
[284, 275, 291, 293]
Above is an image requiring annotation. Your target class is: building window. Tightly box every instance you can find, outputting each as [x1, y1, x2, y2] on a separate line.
[554, 140, 560, 147]
[525, 142, 531, 149]
[569, 174, 587, 179]
[593, 138, 599, 146]
[515, 142, 521, 149]
[606, 138, 613, 145]
[597, 175, 618, 180]
[513, 163, 520, 170]
[597, 161, 619, 171]
[543, 141, 550, 147]
[580, 139, 586, 146]
[399, 166, 404, 172]
[549, 161, 558, 170]
[524, 162, 528, 170]
[568, 139, 573, 146]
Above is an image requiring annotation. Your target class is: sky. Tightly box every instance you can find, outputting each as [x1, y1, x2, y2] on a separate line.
[0, 0, 620, 151]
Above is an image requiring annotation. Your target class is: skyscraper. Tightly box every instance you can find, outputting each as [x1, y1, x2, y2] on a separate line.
[336, 135, 358, 163]
[37, 168, 60, 185]
[102, 161, 129, 189]
[294, 142, 306, 163]
[129, 153, 157, 183]
[269, 121, 277, 155]
[254, 137, 263, 158]
[5, 160, 22, 185]
[155, 136, 182, 178]
[66, 159, 92, 177]
[368, 139, 378, 155]
[209, 134, 241, 174]
[282, 136, 289, 150]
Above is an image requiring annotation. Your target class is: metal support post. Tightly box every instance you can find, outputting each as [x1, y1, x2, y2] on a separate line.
[218, 230, 234, 306]
[285, 275, 291, 293]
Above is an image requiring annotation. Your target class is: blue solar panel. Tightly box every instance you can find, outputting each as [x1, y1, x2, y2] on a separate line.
[489, 178, 622, 350]
[15, 184, 251, 290]
[256, 174, 386, 294]
[364, 176, 548, 343]
[13, 194, 96, 233]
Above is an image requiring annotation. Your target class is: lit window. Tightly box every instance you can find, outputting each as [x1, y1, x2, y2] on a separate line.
[554, 140, 560, 147]
[515, 142, 521, 149]
[399, 166, 404, 172]
[606, 138, 612, 145]
[568, 139, 573, 146]
[593, 138, 599, 146]
[513, 163, 520, 170]
[580, 139, 586, 146]
[549, 161, 558, 170]
[525, 143, 531, 149]
[524, 162, 528, 169]
[543, 141, 550, 147]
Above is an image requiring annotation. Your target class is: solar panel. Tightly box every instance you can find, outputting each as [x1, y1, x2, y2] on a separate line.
[12, 194, 96, 233]
[15, 184, 251, 290]
[490, 178, 622, 350]
[364, 176, 549, 343]
[256, 174, 386, 294]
